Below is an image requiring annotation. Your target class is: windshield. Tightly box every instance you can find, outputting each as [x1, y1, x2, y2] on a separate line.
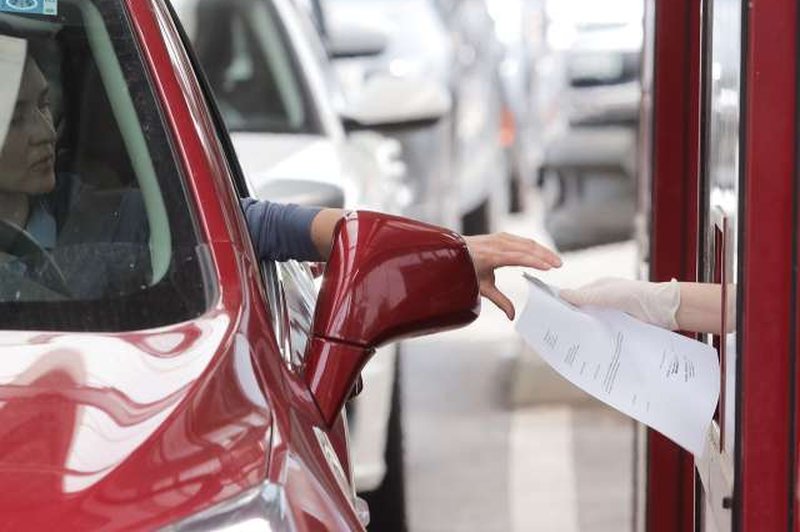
[173, 0, 320, 134]
[0, 0, 210, 331]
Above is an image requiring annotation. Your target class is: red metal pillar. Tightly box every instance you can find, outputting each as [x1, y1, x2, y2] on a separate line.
[645, 0, 702, 530]
[738, 0, 797, 528]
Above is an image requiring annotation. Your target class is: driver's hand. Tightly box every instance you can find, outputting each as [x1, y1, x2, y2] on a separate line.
[463, 232, 562, 320]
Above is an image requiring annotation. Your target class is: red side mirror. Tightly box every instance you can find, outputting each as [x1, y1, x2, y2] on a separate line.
[304, 211, 480, 426]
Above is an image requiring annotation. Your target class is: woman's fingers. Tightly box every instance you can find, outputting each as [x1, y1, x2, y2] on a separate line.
[465, 234, 562, 271]
[558, 288, 587, 306]
[560, 278, 633, 307]
[462, 232, 563, 321]
[481, 282, 515, 321]
[489, 250, 557, 270]
[495, 232, 562, 267]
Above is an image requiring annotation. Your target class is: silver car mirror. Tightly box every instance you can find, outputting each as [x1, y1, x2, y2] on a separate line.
[326, 20, 387, 59]
[341, 74, 452, 131]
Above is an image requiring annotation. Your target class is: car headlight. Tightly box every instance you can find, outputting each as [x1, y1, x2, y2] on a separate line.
[163, 483, 295, 531]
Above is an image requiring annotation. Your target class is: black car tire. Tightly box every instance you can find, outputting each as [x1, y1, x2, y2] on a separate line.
[362, 350, 407, 532]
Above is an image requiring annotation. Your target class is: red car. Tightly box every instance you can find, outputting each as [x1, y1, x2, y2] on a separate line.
[0, 0, 479, 528]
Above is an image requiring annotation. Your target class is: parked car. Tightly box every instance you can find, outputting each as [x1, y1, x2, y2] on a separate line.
[433, 0, 511, 228]
[0, 1, 480, 529]
[171, 0, 409, 213]
[319, 0, 508, 234]
[539, 0, 643, 250]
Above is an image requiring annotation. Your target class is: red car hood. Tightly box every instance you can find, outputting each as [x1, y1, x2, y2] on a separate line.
[0, 311, 273, 528]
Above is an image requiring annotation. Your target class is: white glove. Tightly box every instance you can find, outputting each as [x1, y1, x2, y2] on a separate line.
[559, 277, 681, 330]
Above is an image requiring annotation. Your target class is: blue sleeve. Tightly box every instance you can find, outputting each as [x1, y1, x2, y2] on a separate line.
[240, 198, 322, 262]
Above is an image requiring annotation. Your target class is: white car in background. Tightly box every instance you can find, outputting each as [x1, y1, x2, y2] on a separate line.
[173, 0, 407, 212]
[319, 0, 508, 235]
[172, 0, 449, 527]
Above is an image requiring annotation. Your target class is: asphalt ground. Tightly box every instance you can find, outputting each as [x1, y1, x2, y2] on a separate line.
[401, 193, 637, 531]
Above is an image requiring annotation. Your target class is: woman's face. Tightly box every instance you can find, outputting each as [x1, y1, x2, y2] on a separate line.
[0, 57, 56, 195]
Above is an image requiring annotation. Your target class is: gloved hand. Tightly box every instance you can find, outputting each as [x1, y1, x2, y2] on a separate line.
[559, 277, 681, 330]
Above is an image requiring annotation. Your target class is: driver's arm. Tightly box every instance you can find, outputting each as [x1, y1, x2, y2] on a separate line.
[242, 198, 562, 321]
[241, 198, 323, 262]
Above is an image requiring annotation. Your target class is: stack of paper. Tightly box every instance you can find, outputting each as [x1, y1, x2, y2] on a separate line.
[516, 275, 720, 457]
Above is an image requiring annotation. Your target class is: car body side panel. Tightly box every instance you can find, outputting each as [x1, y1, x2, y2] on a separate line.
[129, 1, 364, 528]
[0, 240, 359, 529]
[0, 298, 271, 528]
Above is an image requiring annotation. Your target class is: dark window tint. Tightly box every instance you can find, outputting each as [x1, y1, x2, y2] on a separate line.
[0, 0, 211, 331]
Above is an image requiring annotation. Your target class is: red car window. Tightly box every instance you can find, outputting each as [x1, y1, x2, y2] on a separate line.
[0, 0, 211, 331]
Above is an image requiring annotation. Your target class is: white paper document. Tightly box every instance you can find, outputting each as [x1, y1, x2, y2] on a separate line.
[0, 36, 26, 152]
[516, 275, 720, 457]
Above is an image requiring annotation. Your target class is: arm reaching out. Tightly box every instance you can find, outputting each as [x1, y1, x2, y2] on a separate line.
[463, 232, 562, 320]
[310, 208, 346, 259]
[310, 210, 562, 321]
[560, 278, 735, 334]
[676, 283, 735, 334]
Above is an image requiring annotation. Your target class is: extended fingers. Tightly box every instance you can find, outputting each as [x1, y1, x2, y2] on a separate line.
[495, 232, 562, 267]
[559, 288, 588, 306]
[484, 233, 561, 269]
[559, 278, 634, 308]
[490, 250, 557, 270]
[482, 283, 515, 320]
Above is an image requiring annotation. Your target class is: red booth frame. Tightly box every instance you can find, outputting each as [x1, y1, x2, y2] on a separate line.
[642, 0, 798, 529]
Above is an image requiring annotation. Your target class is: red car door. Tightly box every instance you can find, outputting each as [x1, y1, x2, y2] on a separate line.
[0, 0, 364, 528]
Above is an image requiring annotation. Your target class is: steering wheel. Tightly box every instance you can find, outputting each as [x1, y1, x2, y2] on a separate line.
[0, 218, 71, 297]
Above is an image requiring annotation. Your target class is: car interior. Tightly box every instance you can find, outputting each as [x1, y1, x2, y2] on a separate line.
[0, 1, 208, 331]
[0, 8, 156, 302]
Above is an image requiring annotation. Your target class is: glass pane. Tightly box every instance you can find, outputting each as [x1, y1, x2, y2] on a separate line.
[704, 0, 741, 455]
[174, 0, 319, 134]
[0, 0, 208, 331]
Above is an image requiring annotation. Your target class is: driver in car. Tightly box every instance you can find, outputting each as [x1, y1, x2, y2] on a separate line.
[0, 53, 56, 250]
[0, 50, 151, 299]
[0, 47, 563, 317]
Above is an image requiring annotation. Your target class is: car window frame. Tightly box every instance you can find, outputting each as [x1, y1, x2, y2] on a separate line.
[165, 0, 286, 309]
